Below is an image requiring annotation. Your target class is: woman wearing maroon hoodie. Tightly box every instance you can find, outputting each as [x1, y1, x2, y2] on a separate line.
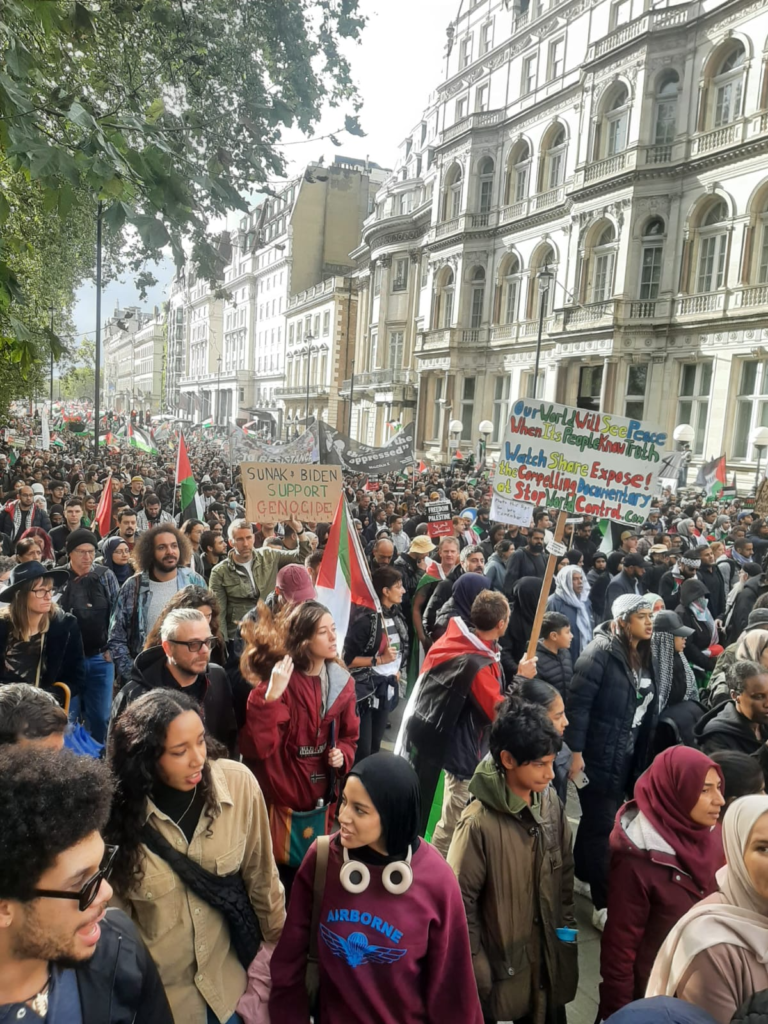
[598, 747, 726, 1019]
[239, 601, 359, 890]
[270, 752, 483, 1024]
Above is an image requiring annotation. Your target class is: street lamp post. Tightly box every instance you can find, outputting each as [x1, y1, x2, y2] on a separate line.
[449, 418, 463, 462]
[478, 418, 494, 469]
[750, 426, 768, 493]
[532, 263, 553, 400]
[48, 304, 55, 408]
[673, 424, 695, 491]
[216, 354, 223, 426]
[348, 359, 355, 437]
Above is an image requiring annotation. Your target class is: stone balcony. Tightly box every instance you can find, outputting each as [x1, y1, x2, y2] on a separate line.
[586, 4, 692, 62]
[339, 368, 418, 397]
[273, 384, 329, 399]
[440, 109, 505, 146]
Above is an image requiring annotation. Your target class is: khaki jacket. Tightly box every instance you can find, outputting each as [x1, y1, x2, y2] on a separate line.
[116, 759, 285, 1024]
[448, 764, 577, 1024]
[210, 539, 312, 638]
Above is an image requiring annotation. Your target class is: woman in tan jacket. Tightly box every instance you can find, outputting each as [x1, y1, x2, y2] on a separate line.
[106, 689, 285, 1024]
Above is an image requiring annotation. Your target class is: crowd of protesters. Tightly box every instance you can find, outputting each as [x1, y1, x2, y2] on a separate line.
[3, 416, 768, 1024]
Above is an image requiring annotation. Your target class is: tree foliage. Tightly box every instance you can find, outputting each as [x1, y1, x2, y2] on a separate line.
[60, 338, 98, 401]
[0, 0, 366, 369]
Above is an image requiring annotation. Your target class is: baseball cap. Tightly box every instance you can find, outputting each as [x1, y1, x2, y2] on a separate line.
[620, 530, 635, 541]
[275, 564, 316, 604]
[409, 536, 436, 555]
[623, 553, 646, 568]
[653, 611, 695, 639]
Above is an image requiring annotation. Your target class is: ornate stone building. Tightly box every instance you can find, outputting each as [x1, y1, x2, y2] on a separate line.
[350, 0, 768, 482]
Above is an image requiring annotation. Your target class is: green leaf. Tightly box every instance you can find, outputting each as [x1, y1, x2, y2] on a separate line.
[102, 201, 129, 233]
[0, 195, 9, 225]
[69, 101, 99, 131]
[132, 213, 170, 250]
[344, 114, 366, 137]
[145, 98, 165, 124]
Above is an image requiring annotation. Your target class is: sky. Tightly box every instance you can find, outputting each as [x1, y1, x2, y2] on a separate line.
[71, 0, 452, 342]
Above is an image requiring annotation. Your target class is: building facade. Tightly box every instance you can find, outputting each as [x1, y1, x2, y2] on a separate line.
[103, 306, 165, 415]
[348, 0, 768, 483]
[279, 276, 358, 435]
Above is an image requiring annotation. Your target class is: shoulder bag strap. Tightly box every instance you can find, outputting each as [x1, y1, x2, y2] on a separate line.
[308, 835, 331, 966]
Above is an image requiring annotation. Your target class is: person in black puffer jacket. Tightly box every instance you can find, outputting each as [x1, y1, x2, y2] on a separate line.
[565, 593, 657, 922]
[534, 611, 574, 699]
[727, 570, 768, 644]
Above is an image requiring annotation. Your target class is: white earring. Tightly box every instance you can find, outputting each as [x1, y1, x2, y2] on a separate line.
[340, 847, 370, 893]
[382, 846, 413, 895]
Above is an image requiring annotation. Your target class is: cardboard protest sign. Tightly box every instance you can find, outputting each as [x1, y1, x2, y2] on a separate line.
[493, 398, 668, 526]
[426, 500, 453, 538]
[240, 463, 343, 523]
[489, 494, 533, 527]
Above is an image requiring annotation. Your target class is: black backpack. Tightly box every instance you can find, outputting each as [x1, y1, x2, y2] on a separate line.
[59, 567, 111, 657]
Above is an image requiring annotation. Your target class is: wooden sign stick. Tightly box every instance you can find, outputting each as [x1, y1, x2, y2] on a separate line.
[525, 510, 568, 661]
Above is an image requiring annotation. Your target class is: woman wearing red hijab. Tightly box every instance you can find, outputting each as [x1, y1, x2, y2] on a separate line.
[598, 747, 726, 1019]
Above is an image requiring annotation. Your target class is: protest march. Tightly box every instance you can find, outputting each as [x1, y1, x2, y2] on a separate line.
[2, 397, 768, 1024]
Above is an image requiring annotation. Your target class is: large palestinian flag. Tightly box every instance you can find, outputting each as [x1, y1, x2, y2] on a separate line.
[176, 431, 204, 522]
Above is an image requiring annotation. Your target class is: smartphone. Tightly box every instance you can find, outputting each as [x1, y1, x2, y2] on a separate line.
[572, 769, 590, 790]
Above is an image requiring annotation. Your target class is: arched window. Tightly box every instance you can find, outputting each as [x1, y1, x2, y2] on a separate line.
[596, 84, 630, 159]
[529, 245, 557, 317]
[505, 141, 531, 205]
[443, 164, 463, 221]
[591, 223, 617, 302]
[469, 266, 486, 328]
[696, 199, 729, 292]
[639, 217, 665, 300]
[499, 255, 521, 324]
[712, 43, 746, 127]
[434, 267, 456, 328]
[478, 157, 495, 214]
[654, 71, 679, 146]
[542, 125, 567, 190]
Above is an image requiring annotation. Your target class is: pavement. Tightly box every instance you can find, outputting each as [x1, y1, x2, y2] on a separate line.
[382, 708, 602, 1021]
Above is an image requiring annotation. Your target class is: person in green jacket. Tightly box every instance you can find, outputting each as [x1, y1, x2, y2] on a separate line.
[210, 517, 312, 640]
[448, 696, 578, 1024]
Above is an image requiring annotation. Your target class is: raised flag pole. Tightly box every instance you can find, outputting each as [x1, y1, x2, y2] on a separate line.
[525, 510, 568, 661]
[172, 431, 181, 524]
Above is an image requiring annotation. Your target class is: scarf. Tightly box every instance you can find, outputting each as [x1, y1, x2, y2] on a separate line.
[634, 747, 724, 891]
[736, 629, 768, 665]
[732, 547, 752, 567]
[691, 598, 718, 645]
[553, 565, 592, 651]
[647, 796, 768, 999]
[453, 572, 490, 625]
[651, 631, 698, 710]
[103, 537, 133, 586]
[346, 752, 421, 862]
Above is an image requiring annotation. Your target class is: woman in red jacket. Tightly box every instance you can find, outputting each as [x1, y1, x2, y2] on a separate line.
[239, 600, 359, 892]
[598, 746, 725, 1019]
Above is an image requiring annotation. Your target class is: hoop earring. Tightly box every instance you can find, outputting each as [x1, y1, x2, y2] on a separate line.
[340, 847, 370, 894]
[382, 846, 413, 895]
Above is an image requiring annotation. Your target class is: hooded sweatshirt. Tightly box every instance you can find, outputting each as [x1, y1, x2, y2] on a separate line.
[109, 644, 237, 754]
[694, 700, 768, 758]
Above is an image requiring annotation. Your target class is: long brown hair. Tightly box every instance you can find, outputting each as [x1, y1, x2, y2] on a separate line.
[239, 600, 340, 683]
[285, 600, 338, 672]
[1, 579, 58, 641]
[615, 617, 651, 672]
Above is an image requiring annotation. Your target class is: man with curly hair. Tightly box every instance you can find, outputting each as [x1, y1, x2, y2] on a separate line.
[0, 747, 172, 1022]
[107, 524, 206, 678]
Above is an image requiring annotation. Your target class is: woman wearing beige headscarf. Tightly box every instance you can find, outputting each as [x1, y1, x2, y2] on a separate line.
[736, 629, 768, 669]
[646, 794, 768, 1023]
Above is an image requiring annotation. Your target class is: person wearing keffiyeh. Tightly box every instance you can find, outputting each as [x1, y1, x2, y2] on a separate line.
[651, 611, 700, 711]
[659, 552, 701, 611]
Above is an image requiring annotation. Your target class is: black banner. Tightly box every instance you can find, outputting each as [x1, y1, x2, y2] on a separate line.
[317, 421, 415, 475]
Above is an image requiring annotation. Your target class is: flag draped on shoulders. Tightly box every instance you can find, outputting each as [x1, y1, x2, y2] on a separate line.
[316, 496, 380, 648]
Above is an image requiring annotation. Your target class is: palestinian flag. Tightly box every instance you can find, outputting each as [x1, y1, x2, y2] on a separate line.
[128, 423, 158, 455]
[415, 558, 445, 594]
[695, 454, 727, 499]
[176, 432, 204, 522]
[9, 449, 17, 466]
[94, 474, 113, 538]
[316, 496, 380, 648]
[721, 473, 738, 500]
[51, 435, 65, 449]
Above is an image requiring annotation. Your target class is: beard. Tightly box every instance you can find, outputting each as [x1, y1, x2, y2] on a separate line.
[153, 556, 178, 575]
[10, 902, 105, 967]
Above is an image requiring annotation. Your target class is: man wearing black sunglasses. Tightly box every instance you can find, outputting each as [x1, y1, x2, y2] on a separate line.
[109, 607, 237, 754]
[0, 747, 172, 1023]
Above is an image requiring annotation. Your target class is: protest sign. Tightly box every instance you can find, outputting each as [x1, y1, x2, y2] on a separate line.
[317, 421, 415, 475]
[240, 463, 343, 522]
[234, 426, 318, 465]
[489, 493, 534, 527]
[426, 500, 453, 538]
[492, 398, 668, 526]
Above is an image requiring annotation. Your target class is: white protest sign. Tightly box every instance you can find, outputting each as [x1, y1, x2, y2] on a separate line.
[492, 398, 669, 527]
[490, 493, 534, 527]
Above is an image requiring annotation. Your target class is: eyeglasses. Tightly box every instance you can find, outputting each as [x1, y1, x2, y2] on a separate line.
[167, 636, 217, 652]
[33, 845, 119, 911]
[31, 587, 54, 597]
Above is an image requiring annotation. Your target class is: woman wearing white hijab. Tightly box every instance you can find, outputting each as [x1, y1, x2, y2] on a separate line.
[646, 794, 768, 1023]
[547, 564, 593, 661]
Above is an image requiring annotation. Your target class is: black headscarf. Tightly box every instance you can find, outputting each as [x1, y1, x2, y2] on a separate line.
[345, 753, 421, 863]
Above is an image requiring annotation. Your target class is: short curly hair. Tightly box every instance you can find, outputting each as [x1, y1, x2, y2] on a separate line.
[0, 747, 112, 901]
